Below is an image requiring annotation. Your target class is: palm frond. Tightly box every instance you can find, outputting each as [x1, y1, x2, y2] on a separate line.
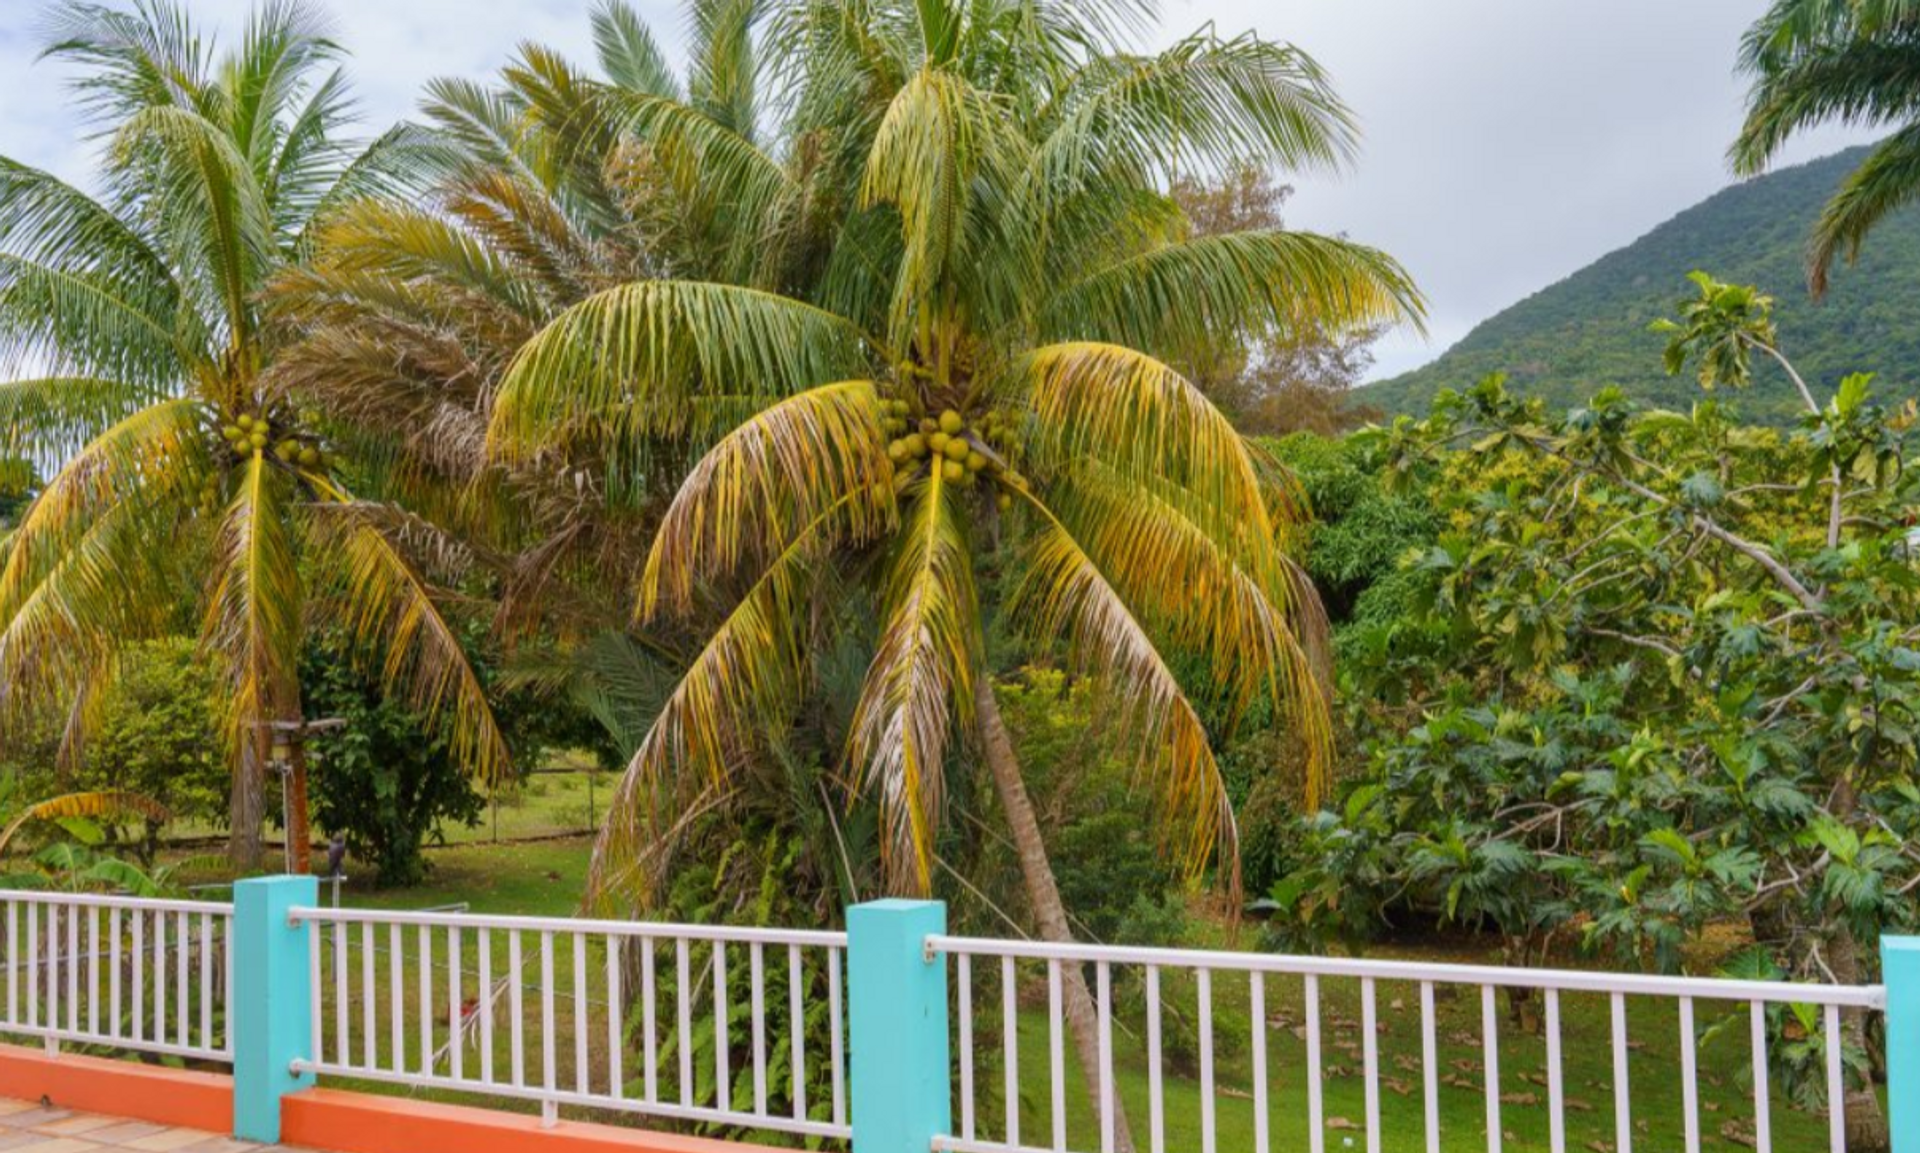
[585, 495, 859, 909]
[1808, 120, 1920, 293]
[0, 791, 171, 857]
[641, 380, 892, 618]
[304, 492, 513, 786]
[592, 0, 681, 97]
[1023, 341, 1274, 544]
[1010, 495, 1240, 888]
[488, 280, 872, 456]
[1041, 229, 1425, 363]
[846, 468, 978, 895]
[0, 376, 166, 464]
[202, 450, 301, 774]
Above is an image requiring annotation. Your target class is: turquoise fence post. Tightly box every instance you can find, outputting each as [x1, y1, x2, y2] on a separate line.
[231, 875, 317, 1143]
[1888, 937, 1920, 1152]
[849, 899, 950, 1153]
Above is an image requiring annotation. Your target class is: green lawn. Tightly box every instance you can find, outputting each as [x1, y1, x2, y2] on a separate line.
[265, 836, 1861, 1152]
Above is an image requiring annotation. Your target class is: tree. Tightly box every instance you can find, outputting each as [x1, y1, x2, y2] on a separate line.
[1288, 274, 1917, 1150]
[1173, 164, 1386, 434]
[1734, 0, 1920, 293]
[380, 2, 1423, 1143]
[0, 0, 509, 870]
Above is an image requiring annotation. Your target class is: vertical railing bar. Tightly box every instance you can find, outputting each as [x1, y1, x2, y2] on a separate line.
[172, 909, 185, 1046]
[642, 936, 659, 1103]
[1362, 976, 1381, 1153]
[128, 909, 139, 1042]
[1610, 991, 1631, 1153]
[828, 945, 845, 1128]
[508, 930, 525, 1088]
[751, 941, 767, 1117]
[573, 932, 589, 1096]
[540, 931, 557, 1094]
[419, 924, 434, 1076]
[151, 906, 163, 1043]
[608, 936, 624, 1101]
[108, 907, 121, 1040]
[450, 925, 465, 1083]
[1097, 960, 1115, 1153]
[1048, 958, 1065, 1153]
[5, 901, 14, 1026]
[361, 923, 375, 1070]
[196, 912, 211, 1049]
[1198, 966, 1216, 1153]
[1421, 981, 1440, 1153]
[390, 923, 406, 1075]
[1251, 971, 1269, 1153]
[305, 920, 320, 1064]
[74, 904, 86, 1035]
[1306, 972, 1325, 1153]
[25, 902, 38, 1033]
[1482, 984, 1500, 1153]
[45, 905, 57, 1038]
[1146, 966, 1165, 1153]
[676, 938, 692, 1107]
[478, 927, 494, 1083]
[92, 907, 104, 1040]
[1824, 1002, 1844, 1153]
[1751, 999, 1772, 1153]
[1003, 955, 1020, 1148]
[958, 951, 975, 1141]
[1546, 987, 1565, 1153]
[333, 921, 349, 1065]
[714, 942, 730, 1112]
[788, 943, 805, 1122]
[1680, 995, 1700, 1153]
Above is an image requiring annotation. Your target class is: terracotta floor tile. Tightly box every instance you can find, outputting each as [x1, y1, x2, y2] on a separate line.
[120, 1131, 210, 1153]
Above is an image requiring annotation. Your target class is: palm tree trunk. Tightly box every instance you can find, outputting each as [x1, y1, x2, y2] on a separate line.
[229, 737, 265, 871]
[975, 678, 1135, 1153]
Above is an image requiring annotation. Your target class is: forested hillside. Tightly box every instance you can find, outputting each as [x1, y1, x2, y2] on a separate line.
[1362, 145, 1920, 418]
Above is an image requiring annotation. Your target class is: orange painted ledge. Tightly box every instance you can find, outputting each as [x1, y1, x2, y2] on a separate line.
[284, 1089, 787, 1153]
[0, 1043, 786, 1153]
[0, 1042, 231, 1131]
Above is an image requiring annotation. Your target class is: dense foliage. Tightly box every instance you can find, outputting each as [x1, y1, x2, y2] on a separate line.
[1363, 146, 1920, 419]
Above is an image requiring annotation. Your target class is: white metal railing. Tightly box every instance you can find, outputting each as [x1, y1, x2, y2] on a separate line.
[287, 904, 851, 1141]
[0, 891, 234, 1063]
[928, 935, 1886, 1153]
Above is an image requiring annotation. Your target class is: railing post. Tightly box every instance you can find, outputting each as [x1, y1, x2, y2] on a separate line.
[232, 875, 317, 1143]
[848, 899, 950, 1153]
[1888, 937, 1920, 1151]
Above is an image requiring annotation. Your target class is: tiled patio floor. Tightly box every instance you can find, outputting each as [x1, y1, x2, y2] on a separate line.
[0, 1098, 309, 1153]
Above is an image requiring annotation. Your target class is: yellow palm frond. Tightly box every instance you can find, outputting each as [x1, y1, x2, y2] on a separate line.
[304, 491, 513, 786]
[1055, 465, 1332, 784]
[487, 280, 874, 457]
[0, 791, 170, 857]
[640, 380, 893, 619]
[1024, 341, 1273, 542]
[1010, 494, 1242, 892]
[586, 495, 863, 910]
[846, 467, 979, 895]
[0, 399, 203, 623]
[202, 451, 301, 768]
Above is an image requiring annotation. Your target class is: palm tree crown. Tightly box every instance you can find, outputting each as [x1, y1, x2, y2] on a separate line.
[1735, 0, 1920, 293]
[0, 0, 508, 868]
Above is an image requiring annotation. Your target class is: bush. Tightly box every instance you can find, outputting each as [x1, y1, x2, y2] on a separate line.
[80, 639, 228, 834]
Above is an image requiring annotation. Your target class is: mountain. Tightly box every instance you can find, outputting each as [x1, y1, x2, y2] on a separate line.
[1361, 146, 1920, 420]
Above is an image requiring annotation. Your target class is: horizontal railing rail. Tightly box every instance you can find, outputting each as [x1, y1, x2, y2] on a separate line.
[0, 890, 234, 1064]
[286, 903, 851, 1141]
[928, 933, 1884, 1153]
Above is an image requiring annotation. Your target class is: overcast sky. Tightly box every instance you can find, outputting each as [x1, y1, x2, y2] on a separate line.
[0, 0, 1881, 379]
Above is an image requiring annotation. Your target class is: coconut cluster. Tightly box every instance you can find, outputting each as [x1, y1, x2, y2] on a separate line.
[220, 413, 326, 469]
[882, 402, 1018, 511]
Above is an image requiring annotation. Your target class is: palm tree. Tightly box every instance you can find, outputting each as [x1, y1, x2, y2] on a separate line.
[0, 0, 509, 871]
[1734, 0, 1920, 293]
[419, 0, 1422, 1138]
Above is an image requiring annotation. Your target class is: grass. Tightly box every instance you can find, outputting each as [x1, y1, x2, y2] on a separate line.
[272, 836, 1861, 1152]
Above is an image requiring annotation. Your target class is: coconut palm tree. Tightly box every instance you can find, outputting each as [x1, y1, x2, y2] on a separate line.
[415, 0, 1422, 1137]
[0, 0, 509, 871]
[1734, 0, 1920, 293]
